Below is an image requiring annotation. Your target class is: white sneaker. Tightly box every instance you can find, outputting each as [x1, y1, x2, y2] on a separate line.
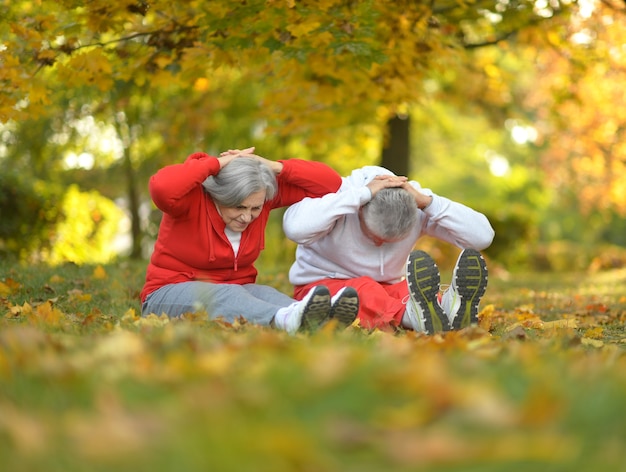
[404, 250, 450, 334]
[442, 249, 488, 329]
[402, 295, 427, 332]
[274, 286, 331, 334]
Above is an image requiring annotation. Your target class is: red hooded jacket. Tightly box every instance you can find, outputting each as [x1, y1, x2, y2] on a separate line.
[140, 152, 341, 302]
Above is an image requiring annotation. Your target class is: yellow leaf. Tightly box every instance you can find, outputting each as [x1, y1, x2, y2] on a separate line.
[154, 54, 173, 69]
[49, 274, 64, 284]
[0, 278, 22, 296]
[505, 319, 544, 332]
[16, 302, 33, 316]
[0, 282, 11, 297]
[6, 304, 23, 318]
[542, 319, 578, 330]
[484, 64, 500, 78]
[478, 304, 496, 318]
[310, 31, 334, 48]
[287, 20, 321, 38]
[194, 77, 210, 91]
[581, 338, 604, 348]
[68, 290, 92, 302]
[121, 308, 139, 322]
[134, 314, 170, 328]
[477, 304, 497, 331]
[34, 301, 62, 326]
[28, 81, 50, 105]
[92, 265, 107, 280]
[57, 50, 113, 91]
[583, 326, 603, 339]
[149, 69, 177, 89]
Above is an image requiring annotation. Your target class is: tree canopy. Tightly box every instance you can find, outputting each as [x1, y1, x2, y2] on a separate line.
[1, 0, 576, 136]
[3, 0, 626, 267]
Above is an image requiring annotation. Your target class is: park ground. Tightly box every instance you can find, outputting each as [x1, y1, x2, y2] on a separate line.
[1, 259, 626, 472]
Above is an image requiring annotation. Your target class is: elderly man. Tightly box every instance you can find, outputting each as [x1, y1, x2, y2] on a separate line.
[283, 166, 495, 333]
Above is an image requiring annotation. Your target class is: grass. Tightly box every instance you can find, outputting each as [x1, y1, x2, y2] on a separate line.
[1, 257, 626, 472]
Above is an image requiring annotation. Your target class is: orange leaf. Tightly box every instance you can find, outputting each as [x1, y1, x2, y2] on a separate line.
[34, 301, 62, 326]
[92, 266, 107, 280]
[0, 278, 21, 296]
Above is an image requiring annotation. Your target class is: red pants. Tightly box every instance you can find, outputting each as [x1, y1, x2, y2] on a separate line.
[293, 277, 408, 331]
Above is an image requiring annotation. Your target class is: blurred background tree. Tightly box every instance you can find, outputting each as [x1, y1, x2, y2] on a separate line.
[1, 0, 625, 272]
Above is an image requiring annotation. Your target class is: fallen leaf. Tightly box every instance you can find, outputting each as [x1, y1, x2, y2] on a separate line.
[49, 274, 64, 284]
[121, 307, 139, 322]
[134, 314, 170, 328]
[92, 265, 107, 280]
[68, 289, 92, 302]
[33, 301, 62, 326]
[543, 319, 578, 329]
[0, 278, 21, 296]
[583, 326, 603, 339]
[581, 337, 604, 348]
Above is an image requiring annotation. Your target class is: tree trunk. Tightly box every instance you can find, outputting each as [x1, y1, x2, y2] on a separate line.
[381, 114, 410, 176]
[114, 114, 142, 260]
[123, 146, 143, 260]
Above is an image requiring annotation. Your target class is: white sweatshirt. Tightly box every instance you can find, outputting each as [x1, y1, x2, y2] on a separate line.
[283, 166, 495, 285]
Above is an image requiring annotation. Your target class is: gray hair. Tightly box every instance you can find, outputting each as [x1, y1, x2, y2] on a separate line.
[202, 157, 278, 206]
[362, 187, 418, 240]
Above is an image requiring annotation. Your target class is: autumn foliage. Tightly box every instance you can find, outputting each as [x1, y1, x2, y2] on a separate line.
[3, 0, 626, 266]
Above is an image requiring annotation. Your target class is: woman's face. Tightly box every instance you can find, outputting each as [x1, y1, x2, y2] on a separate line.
[216, 190, 266, 232]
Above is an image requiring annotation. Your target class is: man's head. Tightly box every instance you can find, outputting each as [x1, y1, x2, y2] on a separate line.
[359, 187, 418, 246]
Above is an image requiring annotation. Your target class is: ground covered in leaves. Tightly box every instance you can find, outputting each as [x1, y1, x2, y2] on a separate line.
[1, 260, 626, 472]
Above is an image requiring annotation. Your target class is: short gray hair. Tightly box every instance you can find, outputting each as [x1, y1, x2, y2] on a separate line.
[202, 157, 278, 206]
[362, 187, 418, 240]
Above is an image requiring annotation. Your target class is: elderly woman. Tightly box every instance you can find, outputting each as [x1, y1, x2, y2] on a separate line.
[140, 147, 359, 334]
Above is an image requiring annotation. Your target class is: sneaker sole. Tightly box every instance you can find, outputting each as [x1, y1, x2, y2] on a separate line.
[406, 251, 450, 334]
[300, 286, 331, 332]
[329, 287, 359, 329]
[451, 249, 488, 330]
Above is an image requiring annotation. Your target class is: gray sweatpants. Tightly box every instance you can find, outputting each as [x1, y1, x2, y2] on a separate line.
[141, 281, 295, 326]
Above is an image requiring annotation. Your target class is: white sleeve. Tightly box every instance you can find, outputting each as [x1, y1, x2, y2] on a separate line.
[420, 194, 495, 250]
[283, 186, 372, 245]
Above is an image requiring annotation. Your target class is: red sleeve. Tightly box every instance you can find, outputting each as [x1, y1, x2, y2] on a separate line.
[272, 159, 341, 207]
[149, 153, 221, 215]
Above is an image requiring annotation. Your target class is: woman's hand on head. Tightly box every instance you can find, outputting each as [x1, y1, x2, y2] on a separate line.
[220, 147, 255, 158]
[217, 147, 283, 174]
[217, 147, 255, 169]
